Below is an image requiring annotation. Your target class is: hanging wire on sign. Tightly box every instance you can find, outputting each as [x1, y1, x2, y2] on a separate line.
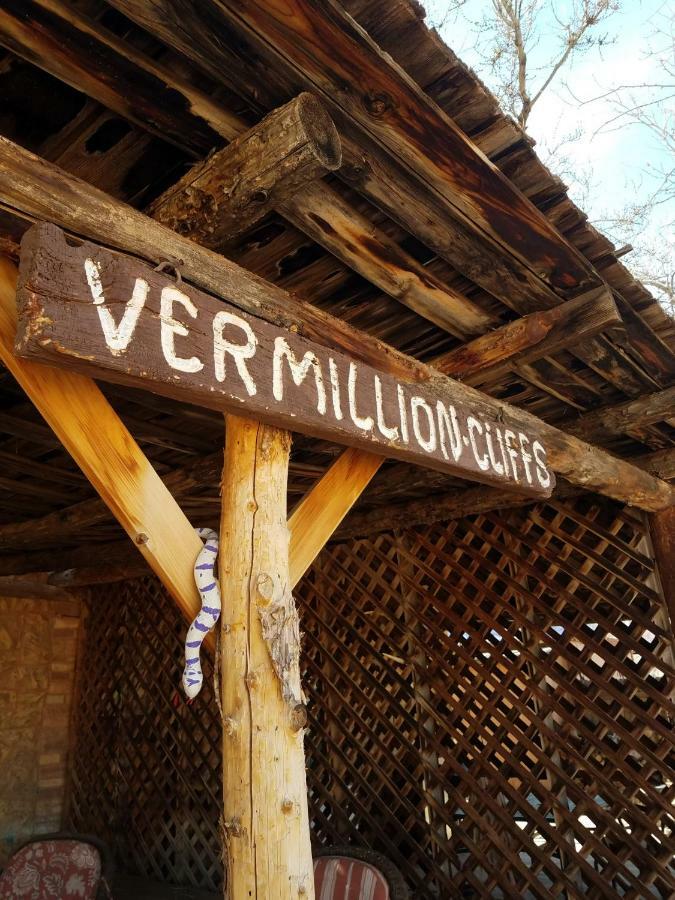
[182, 527, 221, 699]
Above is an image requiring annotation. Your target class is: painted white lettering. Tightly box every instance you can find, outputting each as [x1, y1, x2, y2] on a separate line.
[467, 416, 490, 471]
[519, 433, 533, 484]
[504, 430, 520, 481]
[397, 384, 409, 443]
[328, 358, 343, 421]
[273, 337, 326, 414]
[484, 423, 504, 475]
[348, 363, 374, 431]
[411, 397, 436, 452]
[496, 427, 509, 474]
[160, 286, 203, 373]
[84, 258, 148, 356]
[213, 311, 257, 396]
[436, 402, 463, 461]
[532, 440, 551, 488]
[374, 376, 399, 440]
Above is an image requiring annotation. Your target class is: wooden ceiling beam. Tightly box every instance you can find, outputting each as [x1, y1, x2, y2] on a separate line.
[0, 0, 494, 341]
[433, 287, 620, 383]
[0, 139, 672, 509]
[149, 92, 342, 244]
[105, 0, 659, 399]
[567, 385, 675, 444]
[336, 447, 675, 540]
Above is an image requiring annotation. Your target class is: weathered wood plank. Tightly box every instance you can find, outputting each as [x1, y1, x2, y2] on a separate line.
[114, 0, 597, 295]
[567, 386, 675, 444]
[0, 0, 495, 341]
[15, 224, 555, 496]
[0, 135, 425, 381]
[105, 0, 658, 398]
[433, 288, 620, 382]
[150, 92, 341, 244]
[219, 415, 314, 899]
[649, 508, 675, 629]
[0, 0, 226, 154]
[0, 255, 204, 619]
[337, 447, 675, 538]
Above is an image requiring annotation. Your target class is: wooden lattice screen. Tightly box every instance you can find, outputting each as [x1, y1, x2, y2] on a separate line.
[66, 494, 675, 898]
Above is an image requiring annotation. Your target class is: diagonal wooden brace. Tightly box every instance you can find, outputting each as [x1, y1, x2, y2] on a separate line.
[0, 259, 379, 632]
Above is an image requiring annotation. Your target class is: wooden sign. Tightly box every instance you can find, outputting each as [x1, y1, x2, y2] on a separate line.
[15, 224, 554, 497]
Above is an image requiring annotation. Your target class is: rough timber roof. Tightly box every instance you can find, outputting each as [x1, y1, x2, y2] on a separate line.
[0, 0, 673, 572]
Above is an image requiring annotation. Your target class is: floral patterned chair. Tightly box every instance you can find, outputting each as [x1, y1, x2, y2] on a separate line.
[0, 833, 113, 899]
[313, 846, 409, 900]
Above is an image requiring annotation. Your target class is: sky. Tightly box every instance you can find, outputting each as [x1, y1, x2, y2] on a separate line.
[422, 0, 674, 304]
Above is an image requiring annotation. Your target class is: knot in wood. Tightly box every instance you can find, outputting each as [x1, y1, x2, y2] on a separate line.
[249, 188, 269, 205]
[289, 703, 308, 732]
[223, 716, 237, 737]
[224, 816, 243, 838]
[281, 797, 294, 814]
[135, 532, 149, 545]
[363, 91, 392, 117]
[245, 670, 259, 689]
[256, 572, 275, 605]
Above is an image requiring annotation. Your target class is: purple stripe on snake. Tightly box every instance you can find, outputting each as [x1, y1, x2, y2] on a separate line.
[194, 621, 209, 633]
[200, 582, 217, 592]
[187, 640, 201, 648]
[186, 657, 199, 665]
[195, 562, 215, 570]
[202, 606, 220, 616]
[205, 544, 218, 552]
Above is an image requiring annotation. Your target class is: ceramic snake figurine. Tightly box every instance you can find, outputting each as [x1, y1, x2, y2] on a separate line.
[182, 527, 221, 699]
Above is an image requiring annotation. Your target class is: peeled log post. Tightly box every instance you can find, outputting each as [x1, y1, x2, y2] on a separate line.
[649, 508, 675, 630]
[149, 92, 341, 245]
[219, 415, 313, 899]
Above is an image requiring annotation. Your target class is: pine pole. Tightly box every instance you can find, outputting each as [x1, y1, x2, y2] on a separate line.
[219, 414, 314, 899]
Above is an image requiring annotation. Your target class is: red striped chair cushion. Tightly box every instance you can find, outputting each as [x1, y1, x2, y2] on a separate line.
[313, 856, 390, 900]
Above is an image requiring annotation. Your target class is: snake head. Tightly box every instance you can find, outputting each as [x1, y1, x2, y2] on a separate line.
[182, 668, 202, 700]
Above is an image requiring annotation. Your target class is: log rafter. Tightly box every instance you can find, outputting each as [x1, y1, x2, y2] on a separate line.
[0, 139, 671, 511]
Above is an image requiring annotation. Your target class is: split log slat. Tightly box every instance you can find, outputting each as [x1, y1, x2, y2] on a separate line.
[111, 0, 596, 297]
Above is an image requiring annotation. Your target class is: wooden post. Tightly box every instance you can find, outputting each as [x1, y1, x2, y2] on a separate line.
[649, 507, 675, 631]
[220, 414, 313, 900]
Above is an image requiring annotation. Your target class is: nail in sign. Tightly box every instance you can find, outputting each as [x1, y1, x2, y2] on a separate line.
[15, 224, 554, 496]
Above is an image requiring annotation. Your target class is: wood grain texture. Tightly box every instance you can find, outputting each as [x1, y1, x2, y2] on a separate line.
[150, 92, 342, 245]
[433, 287, 620, 383]
[0, 0, 495, 343]
[15, 224, 554, 496]
[219, 415, 314, 900]
[104, 0, 658, 399]
[338, 447, 675, 539]
[649, 508, 675, 630]
[567, 385, 675, 443]
[0, 255, 203, 623]
[0, 134, 424, 382]
[288, 447, 382, 584]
